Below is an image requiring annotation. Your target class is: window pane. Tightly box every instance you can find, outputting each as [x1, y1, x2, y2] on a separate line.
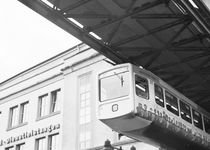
[135, 75, 149, 99]
[39, 94, 49, 117]
[20, 102, 29, 124]
[50, 89, 61, 113]
[36, 137, 46, 150]
[9, 106, 18, 127]
[78, 74, 92, 150]
[16, 143, 25, 150]
[204, 117, 210, 134]
[100, 71, 129, 101]
[79, 131, 91, 150]
[180, 101, 192, 123]
[5, 147, 14, 150]
[165, 91, 179, 116]
[192, 109, 203, 130]
[49, 134, 59, 150]
[154, 84, 164, 107]
[79, 74, 92, 125]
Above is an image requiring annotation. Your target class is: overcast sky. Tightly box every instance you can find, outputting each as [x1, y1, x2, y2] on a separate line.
[0, 0, 80, 82]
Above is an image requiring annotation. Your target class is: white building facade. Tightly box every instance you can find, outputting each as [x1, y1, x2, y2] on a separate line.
[0, 43, 158, 150]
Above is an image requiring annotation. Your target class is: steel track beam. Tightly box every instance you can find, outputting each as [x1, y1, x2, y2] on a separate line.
[118, 47, 158, 52]
[60, 0, 92, 13]
[132, 14, 186, 19]
[130, 33, 208, 63]
[106, 0, 136, 43]
[18, 0, 128, 64]
[143, 20, 192, 69]
[150, 51, 210, 71]
[170, 47, 210, 52]
[171, 34, 209, 47]
[86, 0, 164, 32]
[113, 17, 189, 47]
[118, 46, 210, 53]
[175, 0, 210, 34]
[64, 13, 115, 19]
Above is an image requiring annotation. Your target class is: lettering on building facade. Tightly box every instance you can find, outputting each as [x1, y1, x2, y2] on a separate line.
[0, 124, 60, 147]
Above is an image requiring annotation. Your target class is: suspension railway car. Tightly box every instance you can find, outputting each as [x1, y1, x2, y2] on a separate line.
[97, 63, 210, 150]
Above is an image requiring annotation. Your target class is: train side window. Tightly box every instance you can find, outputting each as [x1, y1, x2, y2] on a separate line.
[204, 117, 210, 134]
[165, 91, 179, 116]
[154, 84, 164, 107]
[135, 75, 149, 99]
[192, 109, 203, 130]
[180, 101, 192, 123]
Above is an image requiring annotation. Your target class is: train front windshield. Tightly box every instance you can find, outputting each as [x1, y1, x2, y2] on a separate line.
[99, 67, 130, 101]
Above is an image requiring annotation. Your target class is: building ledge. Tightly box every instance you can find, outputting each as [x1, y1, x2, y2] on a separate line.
[36, 111, 61, 122]
[7, 122, 28, 132]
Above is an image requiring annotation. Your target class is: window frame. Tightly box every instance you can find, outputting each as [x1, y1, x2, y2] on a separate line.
[78, 73, 92, 150]
[192, 109, 203, 130]
[35, 134, 60, 150]
[48, 133, 59, 150]
[79, 131, 91, 150]
[99, 71, 130, 102]
[5, 146, 14, 150]
[35, 137, 46, 150]
[179, 100, 192, 123]
[8, 105, 19, 128]
[79, 73, 92, 125]
[204, 116, 210, 134]
[8, 101, 29, 130]
[135, 75, 149, 100]
[50, 89, 61, 113]
[16, 142, 25, 150]
[37, 94, 49, 118]
[165, 91, 179, 116]
[19, 101, 29, 124]
[154, 84, 164, 107]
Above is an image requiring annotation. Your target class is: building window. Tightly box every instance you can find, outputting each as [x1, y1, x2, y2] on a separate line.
[35, 134, 59, 150]
[50, 89, 61, 113]
[38, 89, 61, 119]
[165, 91, 179, 116]
[192, 109, 203, 130]
[48, 134, 59, 150]
[16, 143, 25, 150]
[8, 102, 29, 129]
[78, 73, 92, 150]
[154, 84, 164, 107]
[38, 94, 49, 118]
[79, 74, 91, 125]
[79, 131, 91, 150]
[9, 106, 19, 128]
[5, 146, 14, 150]
[19, 102, 29, 124]
[135, 75, 149, 99]
[36, 137, 46, 150]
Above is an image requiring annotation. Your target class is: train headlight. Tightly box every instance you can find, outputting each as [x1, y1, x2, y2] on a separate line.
[112, 104, 118, 112]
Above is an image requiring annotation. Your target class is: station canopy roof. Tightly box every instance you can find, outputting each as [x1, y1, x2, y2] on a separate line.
[18, 0, 210, 112]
